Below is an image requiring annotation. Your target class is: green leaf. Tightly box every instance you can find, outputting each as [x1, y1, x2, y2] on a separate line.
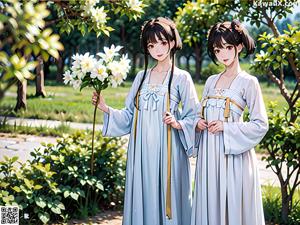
[70, 192, 79, 200]
[57, 203, 65, 210]
[80, 80, 90, 91]
[276, 56, 281, 62]
[34, 185, 43, 190]
[283, 48, 290, 53]
[63, 190, 70, 198]
[12, 186, 21, 192]
[24, 178, 33, 189]
[273, 62, 280, 70]
[38, 212, 50, 224]
[36, 197, 47, 208]
[11, 156, 19, 163]
[51, 207, 61, 214]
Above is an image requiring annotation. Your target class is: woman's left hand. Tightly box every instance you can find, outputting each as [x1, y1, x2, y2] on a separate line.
[163, 112, 182, 129]
[208, 120, 223, 134]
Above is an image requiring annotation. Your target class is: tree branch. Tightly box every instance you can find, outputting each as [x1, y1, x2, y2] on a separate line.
[287, 55, 300, 85]
[261, 7, 280, 37]
[267, 70, 292, 106]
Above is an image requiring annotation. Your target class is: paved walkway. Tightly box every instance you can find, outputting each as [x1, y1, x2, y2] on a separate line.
[0, 116, 103, 130]
[0, 133, 281, 186]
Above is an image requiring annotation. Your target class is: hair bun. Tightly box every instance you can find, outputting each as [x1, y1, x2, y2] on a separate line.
[156, 17, 176, 30]
[231, 19, 244, 34]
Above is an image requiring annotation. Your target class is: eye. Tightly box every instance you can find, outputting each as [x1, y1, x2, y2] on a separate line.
[147, 44, 154, 49]
[214, 49, 220, 54]
[226, 46, 234, 50]
[162, 41, 168, 46]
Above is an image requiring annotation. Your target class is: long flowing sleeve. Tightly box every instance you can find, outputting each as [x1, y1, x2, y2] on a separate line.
[176, 72, 199, 157]
[192, 77, 212, 157]
[223, 77, 269, 155]
[102, 71, 144, 137]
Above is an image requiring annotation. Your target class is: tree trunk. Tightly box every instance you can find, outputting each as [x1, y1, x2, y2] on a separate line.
[186, 55, 190, 72]
[194, 42, 202, 81]
[131, 52, 137, 76]
[281, 185, 289, 223]
[176, 55, 181, 68]
[56, 54, 65, 83]
[138, 55, 144, 69]
[44, 60, 50, 79]
[120, 25, 126, 53]
[68, 51, 72, 67]
[15, 80, 27, 111]
[35, 55, 46, 97]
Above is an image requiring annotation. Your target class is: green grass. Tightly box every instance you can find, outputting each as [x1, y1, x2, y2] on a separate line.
[0, 80, 289, 124]
[262, 185, 300, 224]
[0, 121, 80, 137]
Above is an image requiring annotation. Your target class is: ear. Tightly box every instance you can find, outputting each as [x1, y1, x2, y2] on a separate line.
[237, 43, 243, 53]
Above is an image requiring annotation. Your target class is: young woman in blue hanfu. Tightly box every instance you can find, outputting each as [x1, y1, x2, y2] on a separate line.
[92, 17, 198, 225]
[191, 20, 269, 225]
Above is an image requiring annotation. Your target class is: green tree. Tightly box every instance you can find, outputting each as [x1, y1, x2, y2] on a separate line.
[0, 0, 64, 109]
[0, 0, 146, 110]
[175, 0, 232, 81]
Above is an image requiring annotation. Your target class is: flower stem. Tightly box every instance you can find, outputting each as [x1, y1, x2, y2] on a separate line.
[91, 89, 101, 175]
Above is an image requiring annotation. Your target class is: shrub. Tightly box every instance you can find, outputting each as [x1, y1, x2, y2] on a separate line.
[0, 131, 126, 224]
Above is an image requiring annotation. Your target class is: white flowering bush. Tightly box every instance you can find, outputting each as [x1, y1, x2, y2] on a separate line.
[56, 0, 146, 36]
[63, 44, 131, 91]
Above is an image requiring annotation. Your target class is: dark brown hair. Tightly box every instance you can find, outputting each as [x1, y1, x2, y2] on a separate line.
[207, 19, 255, 64]
[134, 17, 182, 109]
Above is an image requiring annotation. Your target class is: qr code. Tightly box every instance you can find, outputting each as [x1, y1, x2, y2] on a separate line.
[0, 206, 19, 225]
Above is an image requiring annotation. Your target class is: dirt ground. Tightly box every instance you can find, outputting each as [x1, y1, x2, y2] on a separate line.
[52, 211, 123, 225]
[53, 211, 274, 225]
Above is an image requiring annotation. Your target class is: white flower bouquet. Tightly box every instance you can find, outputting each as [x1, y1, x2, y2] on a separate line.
[63, 44, 131, 174]
[63, 44, 130, 91]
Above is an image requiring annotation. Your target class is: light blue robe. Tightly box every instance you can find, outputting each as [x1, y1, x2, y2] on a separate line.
[191, 71, 269, 225]
[102, 67, 199, 225]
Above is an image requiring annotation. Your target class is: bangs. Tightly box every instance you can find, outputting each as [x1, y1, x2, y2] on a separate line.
[142, 23, 171, 46]
[212, 30, 239, 49]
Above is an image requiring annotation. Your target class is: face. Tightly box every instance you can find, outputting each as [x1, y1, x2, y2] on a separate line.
[213, 38, 242, 66]
[147, 34, 175, 61]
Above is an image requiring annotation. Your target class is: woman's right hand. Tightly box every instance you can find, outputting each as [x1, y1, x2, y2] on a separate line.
[196, 118, 207, 132]
[92, 92, 109, 114]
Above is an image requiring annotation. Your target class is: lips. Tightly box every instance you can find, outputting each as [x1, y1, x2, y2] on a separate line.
[223, 59, 229, 62]
[157, 54, 163, 57]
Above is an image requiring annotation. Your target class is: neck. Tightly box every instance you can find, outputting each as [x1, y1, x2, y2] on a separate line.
[224, 57, 242, 77]
[154, 56, 172, 72]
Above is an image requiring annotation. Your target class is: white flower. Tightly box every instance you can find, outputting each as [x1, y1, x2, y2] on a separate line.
[107, 61, 123, 76]
[86, 0, 99, 7]
[127, 0, 143, 13]
[91, 64, 108, 81]
[71, 79, 82, 90]
[63, 70, 73, 85]
[97, 44, 123, 63]
[119, 54, 131, 73]
[82, 0, 99, 14]
[91, 6, 107, 25]
[110, 73, 124, 88]
[75, 71, 86, 80]
[71, 55, 81, 70]
[80, 53, 96, 74]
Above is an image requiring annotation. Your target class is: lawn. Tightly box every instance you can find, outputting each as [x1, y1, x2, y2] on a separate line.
[0, 80, 289, 124]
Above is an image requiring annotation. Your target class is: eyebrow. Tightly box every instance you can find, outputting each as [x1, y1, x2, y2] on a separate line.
[148, 38, 167, 44]
[214, 43, 233, 49]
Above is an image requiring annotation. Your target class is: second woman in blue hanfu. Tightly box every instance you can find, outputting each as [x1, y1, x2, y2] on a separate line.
[92, 17, 199, 225]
